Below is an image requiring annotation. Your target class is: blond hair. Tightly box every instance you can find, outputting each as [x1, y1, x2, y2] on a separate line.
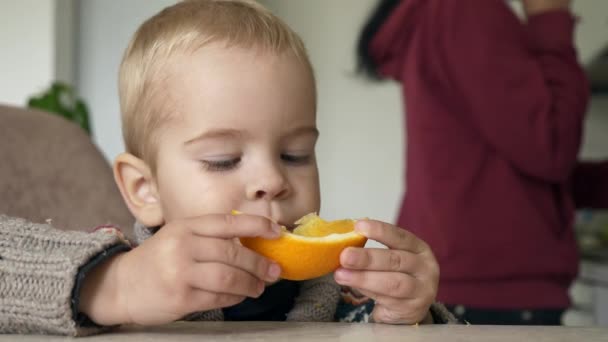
[118, 0, 312, 168]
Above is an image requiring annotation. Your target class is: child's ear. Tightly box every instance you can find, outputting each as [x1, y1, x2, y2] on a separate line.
[113, 153, 164, 227]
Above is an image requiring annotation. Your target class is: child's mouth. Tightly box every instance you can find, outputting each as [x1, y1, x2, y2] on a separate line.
[278, 222, 296, 232]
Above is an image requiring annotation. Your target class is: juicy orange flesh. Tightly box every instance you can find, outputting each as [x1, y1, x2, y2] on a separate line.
[237, 212, 366, 281]
[292, 214, 356, 237]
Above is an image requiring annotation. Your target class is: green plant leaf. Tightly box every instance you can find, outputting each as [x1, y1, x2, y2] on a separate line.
[74, 100, 91, 134]
[26, 81, 92, 135]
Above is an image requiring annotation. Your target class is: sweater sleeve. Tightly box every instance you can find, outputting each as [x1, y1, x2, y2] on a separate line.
[440, 0, 589, 183]
[0, 215, 131, 336]
[285, 274, 341, 322]
[572, 160, 608, 209]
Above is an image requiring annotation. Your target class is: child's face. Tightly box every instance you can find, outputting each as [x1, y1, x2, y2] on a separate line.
[151, 44, 319, 226]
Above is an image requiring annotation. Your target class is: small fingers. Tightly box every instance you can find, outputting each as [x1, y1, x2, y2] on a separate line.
[190, 238, 281, 283]
[334, 269, 422, 299]
[372, 300, 431, 325]
[184, 214, 282, 239]
[355, 220, 428, 253]
[187, 262, 266, 298]
[352, 288, 433, 324]
[340, 247, 423, 275]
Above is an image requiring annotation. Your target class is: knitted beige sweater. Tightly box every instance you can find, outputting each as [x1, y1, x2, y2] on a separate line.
[0, 215, 129, 336]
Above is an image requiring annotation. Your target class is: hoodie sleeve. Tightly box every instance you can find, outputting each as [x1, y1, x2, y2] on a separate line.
[572, 160, 608, 209]
[440, 0, 589, 183]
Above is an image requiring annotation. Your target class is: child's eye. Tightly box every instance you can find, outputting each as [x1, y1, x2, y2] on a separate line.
[281, 153, 311, 165]
[201, 157, 241, 171]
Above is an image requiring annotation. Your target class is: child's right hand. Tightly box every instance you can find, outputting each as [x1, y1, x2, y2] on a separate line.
[78, 214, 282, 326]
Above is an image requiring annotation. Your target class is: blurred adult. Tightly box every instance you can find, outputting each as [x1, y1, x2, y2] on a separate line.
[357, 0, 608, 325]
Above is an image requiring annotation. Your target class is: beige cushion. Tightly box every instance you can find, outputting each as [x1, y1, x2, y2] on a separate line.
[0, 104, 133, 237]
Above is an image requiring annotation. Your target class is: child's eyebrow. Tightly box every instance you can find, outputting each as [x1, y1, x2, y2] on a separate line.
[184, 128, 243, 145]
[287, 126, 319, 138]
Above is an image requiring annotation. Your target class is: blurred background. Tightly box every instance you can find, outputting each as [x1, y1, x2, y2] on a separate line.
[0, 0, 607, 326]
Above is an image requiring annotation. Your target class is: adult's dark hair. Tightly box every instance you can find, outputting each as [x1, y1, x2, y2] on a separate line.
[356, 0, 401, 80]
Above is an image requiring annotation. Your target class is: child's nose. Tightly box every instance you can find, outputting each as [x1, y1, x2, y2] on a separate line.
[246, 167, 291, 201]
[252, 188, 288, 200]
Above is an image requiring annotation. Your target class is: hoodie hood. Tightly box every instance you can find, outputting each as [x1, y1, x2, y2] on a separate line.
[369, 0, 426, 80]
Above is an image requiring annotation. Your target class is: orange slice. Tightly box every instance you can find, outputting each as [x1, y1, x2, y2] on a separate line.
[239, 212, 367, 281]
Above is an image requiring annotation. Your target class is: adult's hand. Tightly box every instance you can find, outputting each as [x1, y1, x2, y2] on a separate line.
[522, 0, 571, 16]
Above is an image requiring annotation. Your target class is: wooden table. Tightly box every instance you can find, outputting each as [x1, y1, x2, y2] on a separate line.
[3, 322, 608, 341]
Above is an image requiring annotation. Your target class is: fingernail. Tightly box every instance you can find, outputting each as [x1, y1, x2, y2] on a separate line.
[334, 269, 352, 283]
[342, 249, 357, 266]
[267, 263, 281, 280]
[257, 280, 265, 295]
[355, 220, 370, 235]
[270, 223, 283, 236]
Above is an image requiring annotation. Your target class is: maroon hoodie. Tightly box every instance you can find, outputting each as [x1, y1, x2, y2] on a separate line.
[369, 0, 608, 309]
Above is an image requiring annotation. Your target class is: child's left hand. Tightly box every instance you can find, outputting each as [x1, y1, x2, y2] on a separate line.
[334, 219, 439, 324]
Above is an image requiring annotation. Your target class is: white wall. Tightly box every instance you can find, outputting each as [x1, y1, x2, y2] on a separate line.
[77, 0, 178, 162]
[0, 0, 76, 106]
[0, 1, 55, 106]
[55, 0, 77, 86]
[508, 1, 607, 65]
[582, 96, 608, 159]
[571, 1, 608, 65]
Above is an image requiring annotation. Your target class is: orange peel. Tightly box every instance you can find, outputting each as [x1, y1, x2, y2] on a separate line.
[237, 211, 367, 281]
